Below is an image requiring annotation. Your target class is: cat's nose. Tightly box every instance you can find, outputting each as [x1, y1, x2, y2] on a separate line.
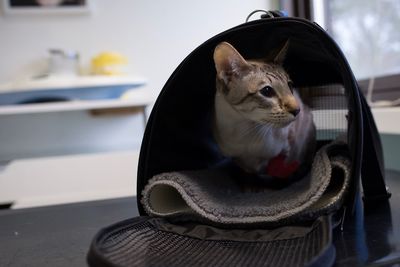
[289, 108, 300, 117]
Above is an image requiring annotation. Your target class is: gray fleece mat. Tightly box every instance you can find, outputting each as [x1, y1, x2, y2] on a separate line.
[142, 141, 351, 226]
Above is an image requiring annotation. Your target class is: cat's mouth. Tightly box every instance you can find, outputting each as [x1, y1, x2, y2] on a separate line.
[263, 116, 296, 128]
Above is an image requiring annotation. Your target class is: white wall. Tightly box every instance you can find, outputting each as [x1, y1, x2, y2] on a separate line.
[0, 0, 276, 207]
[0, 0, 273, 94]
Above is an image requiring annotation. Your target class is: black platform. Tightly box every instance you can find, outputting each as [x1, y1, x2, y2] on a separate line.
[1, 171, 400, 267]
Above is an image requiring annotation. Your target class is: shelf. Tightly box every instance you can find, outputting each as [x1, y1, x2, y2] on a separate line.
[0, 88, 155, 115]
[0, 75, 147, 93]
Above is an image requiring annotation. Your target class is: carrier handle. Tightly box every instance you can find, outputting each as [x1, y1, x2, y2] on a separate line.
[245, 10, 287, 22]
[360, 92, 391, 203]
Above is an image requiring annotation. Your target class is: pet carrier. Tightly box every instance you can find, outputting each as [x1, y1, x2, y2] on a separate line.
[87, 10, 390, 267]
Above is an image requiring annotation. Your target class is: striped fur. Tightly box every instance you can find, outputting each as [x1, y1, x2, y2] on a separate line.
[213, 42, 315, 174]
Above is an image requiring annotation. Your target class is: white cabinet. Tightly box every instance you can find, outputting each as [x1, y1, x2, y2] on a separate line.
[0, 82, 154, 209]
[0, 151, 139, 209]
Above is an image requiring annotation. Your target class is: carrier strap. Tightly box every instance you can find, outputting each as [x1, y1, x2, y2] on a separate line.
[360, 93, 391, 202]
[245, 10, 286, 22]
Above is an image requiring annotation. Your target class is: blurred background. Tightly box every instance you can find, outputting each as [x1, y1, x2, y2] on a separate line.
[0, 0, 399, 209]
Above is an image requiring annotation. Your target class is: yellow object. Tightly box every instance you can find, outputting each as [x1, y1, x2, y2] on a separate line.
[91, 52, 128, 75]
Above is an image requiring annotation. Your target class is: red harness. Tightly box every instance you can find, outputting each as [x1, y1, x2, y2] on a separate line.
[266, 154, 300, 178]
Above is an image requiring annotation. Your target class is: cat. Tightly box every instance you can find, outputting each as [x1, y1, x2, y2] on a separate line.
[212, 41, 316, 179]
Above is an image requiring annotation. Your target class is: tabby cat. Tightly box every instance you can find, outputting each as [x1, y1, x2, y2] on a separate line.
[213, 41, 316, 178]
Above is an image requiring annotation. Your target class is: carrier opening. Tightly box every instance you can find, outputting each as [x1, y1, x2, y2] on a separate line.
[138, 21, 355, 226]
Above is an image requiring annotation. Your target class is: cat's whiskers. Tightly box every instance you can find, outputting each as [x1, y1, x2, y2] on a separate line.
[259, 124, 274, 141]
[244, 123, 273, 143]
[239, 122, 272, 140]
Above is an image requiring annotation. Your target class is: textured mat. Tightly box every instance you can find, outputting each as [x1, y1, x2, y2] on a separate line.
[141, 141, 350, 226]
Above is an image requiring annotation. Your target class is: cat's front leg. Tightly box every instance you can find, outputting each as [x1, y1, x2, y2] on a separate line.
[234, 156, 267, 175]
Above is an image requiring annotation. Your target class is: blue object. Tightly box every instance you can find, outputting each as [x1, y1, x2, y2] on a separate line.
[279, 10, 289, 17]
[0, 84, 140, 105]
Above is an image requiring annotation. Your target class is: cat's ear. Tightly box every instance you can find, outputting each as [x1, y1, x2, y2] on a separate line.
[273, 40, 290, 65]
[214, 42, 249, 83]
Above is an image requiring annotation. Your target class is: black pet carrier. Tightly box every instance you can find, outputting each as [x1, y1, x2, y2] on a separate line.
[87, 11, 390, 267]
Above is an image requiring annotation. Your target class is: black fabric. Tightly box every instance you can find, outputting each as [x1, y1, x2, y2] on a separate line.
[87, 216, 334, 267]
[151, 218, 317, 242]
[359, 93, 391, 202]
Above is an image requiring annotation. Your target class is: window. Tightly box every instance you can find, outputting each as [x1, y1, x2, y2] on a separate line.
[280, 0, 400, 105]
[324, 0, 400, 80]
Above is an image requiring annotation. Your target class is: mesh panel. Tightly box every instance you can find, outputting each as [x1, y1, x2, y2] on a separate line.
[90, 217, 330, 267]
[300, 84, 348, 141]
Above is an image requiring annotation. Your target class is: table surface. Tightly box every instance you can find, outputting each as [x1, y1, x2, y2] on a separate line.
[1, 171, 400, 267]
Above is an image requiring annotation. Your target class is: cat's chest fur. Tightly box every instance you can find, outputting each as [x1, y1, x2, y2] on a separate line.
[213, 92, 290, 172]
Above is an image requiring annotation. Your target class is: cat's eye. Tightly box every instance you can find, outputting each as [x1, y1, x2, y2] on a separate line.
[288, 81, 294, 93]
[259, 86, 275, 98]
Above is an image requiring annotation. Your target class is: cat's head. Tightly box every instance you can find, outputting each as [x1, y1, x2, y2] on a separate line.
[213, 41, 300, 127]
